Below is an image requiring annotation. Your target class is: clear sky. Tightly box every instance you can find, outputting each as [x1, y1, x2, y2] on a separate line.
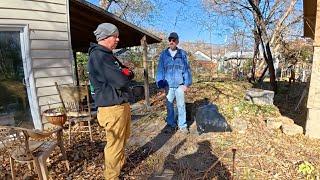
[87, 0, 228, 44]
[87, 0, 303, 46]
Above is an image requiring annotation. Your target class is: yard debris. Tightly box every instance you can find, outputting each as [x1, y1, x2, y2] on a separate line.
[1, 81, 319, 179]
[195, 103, 231, 134]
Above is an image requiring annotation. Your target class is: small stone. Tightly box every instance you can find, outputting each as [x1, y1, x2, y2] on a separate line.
[233, 106, 240, 112]
[232, 118, 248, 133]
[266, 118, 282, 129]
[278, 116, 294, 125]
[281, 123, 303, 136]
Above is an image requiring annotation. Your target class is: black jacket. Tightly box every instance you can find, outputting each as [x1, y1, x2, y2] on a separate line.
[88, 43, 132, 107]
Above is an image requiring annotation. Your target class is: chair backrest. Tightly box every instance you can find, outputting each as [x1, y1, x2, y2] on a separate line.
[0, 126, 31, 157]
[0, 125, 62, 162]
[55, 82, 91, 116]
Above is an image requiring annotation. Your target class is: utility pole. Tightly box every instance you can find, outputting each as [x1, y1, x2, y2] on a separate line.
[209, 27, 213, 61]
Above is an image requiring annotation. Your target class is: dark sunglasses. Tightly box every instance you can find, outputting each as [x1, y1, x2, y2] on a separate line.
[168, 38, 177, 42]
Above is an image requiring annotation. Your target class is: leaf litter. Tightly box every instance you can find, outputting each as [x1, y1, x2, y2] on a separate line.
[1, 81, 319, 179]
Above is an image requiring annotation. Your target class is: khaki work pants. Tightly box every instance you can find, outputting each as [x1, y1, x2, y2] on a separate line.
[97, 103, 131, 180]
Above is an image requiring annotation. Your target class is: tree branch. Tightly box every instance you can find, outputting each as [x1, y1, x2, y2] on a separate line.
[270, 0, 298, 45]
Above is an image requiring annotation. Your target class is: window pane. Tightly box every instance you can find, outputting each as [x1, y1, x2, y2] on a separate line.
[0, 31, 31, 126]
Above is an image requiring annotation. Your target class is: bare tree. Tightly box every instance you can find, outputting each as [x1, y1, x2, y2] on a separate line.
[99, 0, 156, 25]
[202, 0, 301, 92]
[99, 0, 115, 10]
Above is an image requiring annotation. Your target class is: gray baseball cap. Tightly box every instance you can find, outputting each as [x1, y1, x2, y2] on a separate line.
[94, 23, 119, 41]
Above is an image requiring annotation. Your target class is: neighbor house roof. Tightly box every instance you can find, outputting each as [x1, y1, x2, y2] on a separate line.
[223, 51, 253, 60]
[303, 0, 317, 39]
[70, 0, 162, 51]
[194, 51, 212, 61]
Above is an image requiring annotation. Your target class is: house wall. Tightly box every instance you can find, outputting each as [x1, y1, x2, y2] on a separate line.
[0, 0, 73, 125]
[305, 0, 320, 138]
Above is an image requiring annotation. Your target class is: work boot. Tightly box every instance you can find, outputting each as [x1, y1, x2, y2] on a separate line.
[163, 125, 177, 134]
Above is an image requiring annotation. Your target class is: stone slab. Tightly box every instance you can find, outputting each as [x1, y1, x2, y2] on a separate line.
[281, 123, 303, 136]
[245, 88, 274, 105]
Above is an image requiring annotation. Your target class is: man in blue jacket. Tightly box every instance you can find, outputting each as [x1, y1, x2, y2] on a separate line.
[156, 32, 192, 134]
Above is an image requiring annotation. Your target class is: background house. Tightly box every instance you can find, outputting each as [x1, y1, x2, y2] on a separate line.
[0, 0, 160, 129]
[191, 50, 217, 75]
[220, 51, 254, 75]
[194, 50, 212, 61]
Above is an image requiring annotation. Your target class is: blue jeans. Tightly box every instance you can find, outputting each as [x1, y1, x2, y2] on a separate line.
[166, 86, 187, 129]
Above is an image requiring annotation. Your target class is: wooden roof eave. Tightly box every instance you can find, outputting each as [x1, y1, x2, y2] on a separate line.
[303, 0, 317, 39]
[70, 0, 162, 51]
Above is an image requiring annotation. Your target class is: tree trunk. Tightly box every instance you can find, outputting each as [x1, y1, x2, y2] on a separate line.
[259, 40, 277, 92]
[248, 0, 278, 93]
[265, 42, 277, 93]
[99, 0, 113, 10]
[258, 65, 268, 82]
[250, 29, 260, 82]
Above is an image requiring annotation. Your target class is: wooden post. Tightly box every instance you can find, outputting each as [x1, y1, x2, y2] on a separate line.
[152, 59, 155, 79]
[141, 36, 150, 108]
[73, 52, 79, 86]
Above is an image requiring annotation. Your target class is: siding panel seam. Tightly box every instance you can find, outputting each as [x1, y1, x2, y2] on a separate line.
[27, 0, 66, 6]
[0, 18, 67, 24]
[0, 7, 66, 14]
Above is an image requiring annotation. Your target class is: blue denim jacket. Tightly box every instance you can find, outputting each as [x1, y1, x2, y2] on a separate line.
[156, 48, 192, 88]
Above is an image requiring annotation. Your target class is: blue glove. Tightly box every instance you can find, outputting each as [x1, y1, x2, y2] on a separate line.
[157, 80, 168, 89]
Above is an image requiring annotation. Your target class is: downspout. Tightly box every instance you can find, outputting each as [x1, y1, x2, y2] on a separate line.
[66, 0, 76, 85]
[23, 25, 42, 130]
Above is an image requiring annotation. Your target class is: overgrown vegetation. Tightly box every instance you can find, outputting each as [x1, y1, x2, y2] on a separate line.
[1, 80, 318, 179]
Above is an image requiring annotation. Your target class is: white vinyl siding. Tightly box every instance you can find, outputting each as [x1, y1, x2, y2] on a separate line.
[31, 40, 69, 50]
[32, 59, 71, 68]
[0, 0, 67, 13]
[0, 0, 73, 126]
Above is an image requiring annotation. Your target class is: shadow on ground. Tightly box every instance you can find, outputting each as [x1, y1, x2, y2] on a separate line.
[152, 139, 231, 179]
[122, 125, 176, 174]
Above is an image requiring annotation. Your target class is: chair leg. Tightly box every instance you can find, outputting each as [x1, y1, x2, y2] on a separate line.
[68, 121, 72, 145]
[33, 159, 43, 180]
[9, 156, 16, 180]
[38, 157, 49, 180]
[27, 162, 34, 171]
[57, 130, 70, 171]
[88, 120, 93, 142]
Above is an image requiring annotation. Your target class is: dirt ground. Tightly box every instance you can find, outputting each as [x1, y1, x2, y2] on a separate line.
[1, 81, 319, 179]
